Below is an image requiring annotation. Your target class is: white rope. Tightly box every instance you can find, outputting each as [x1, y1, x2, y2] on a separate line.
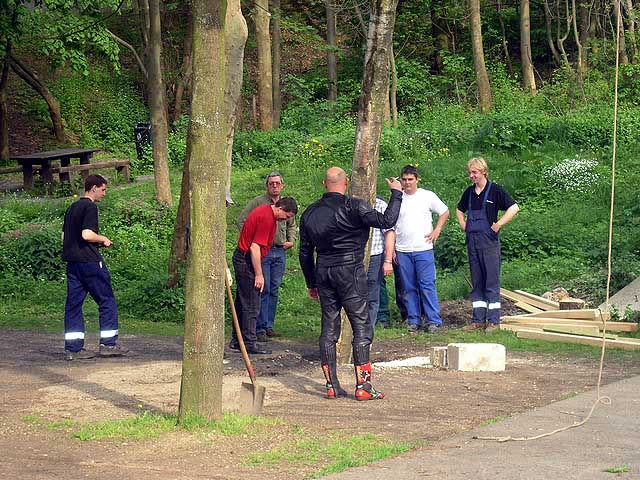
[476, 0, 621, 442]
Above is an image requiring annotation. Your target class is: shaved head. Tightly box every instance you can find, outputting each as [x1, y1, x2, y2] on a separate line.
[323, 167, 348, 193]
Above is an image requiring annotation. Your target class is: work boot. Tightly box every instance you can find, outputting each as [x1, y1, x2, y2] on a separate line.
[99, 344, 128, 357]
[354, 363, 385, 401]
[407, 324, 419, 334]
[462, 322, 486, 332]
[266, 328, 281, 337]
[65, 349, 95, 361]
[484, 323, 500, 333]
[426, 324, 441, 334]
[256, 331, 270, 342]
[322, 363, 347, 399]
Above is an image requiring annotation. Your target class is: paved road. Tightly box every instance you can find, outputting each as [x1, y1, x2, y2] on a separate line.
[326, 375, 640, 479]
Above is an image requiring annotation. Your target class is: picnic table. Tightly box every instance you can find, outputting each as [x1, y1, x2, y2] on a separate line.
[10, 147, 101, 189]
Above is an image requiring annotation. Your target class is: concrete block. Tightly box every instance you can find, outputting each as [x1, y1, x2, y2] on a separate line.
[430, 346, 448, 368]
[447, 343, 506, 372]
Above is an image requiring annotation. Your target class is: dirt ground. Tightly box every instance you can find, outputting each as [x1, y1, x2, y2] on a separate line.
[2, 302, 639, 480]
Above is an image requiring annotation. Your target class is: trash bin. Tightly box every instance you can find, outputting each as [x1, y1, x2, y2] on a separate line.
[134, 122, 152, 161]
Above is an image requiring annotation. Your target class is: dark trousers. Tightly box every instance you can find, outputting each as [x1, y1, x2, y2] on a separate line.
[64, 261, 118, 352]
[467, 232, 502, 324]
[317, 261, 371, 366]
[366, 253, 384, 336]
[231, 248, 261, 348]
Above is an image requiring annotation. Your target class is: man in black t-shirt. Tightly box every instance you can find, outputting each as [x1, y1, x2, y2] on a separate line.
[456, 157, 519, 332]
[62, 175, 126, 360]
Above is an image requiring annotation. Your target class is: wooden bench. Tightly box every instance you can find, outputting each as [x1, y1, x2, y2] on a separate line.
[56, 159, 131, 182]
[4, 148, 130, 191]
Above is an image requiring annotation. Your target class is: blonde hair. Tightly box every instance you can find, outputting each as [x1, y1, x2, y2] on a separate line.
[467, 157, 488, 175]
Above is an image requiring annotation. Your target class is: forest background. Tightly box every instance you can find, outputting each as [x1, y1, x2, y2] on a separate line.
[1, 0, 640, 337]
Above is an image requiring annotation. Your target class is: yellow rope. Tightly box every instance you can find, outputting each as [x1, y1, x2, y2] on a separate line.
[476, 0, 622, 443]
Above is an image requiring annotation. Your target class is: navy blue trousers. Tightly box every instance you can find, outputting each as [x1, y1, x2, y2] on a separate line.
[467, 232, 501, 324]
[64, 261, 119, 352]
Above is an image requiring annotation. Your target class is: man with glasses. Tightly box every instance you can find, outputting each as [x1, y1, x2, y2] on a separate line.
[238, 172, 297, 341]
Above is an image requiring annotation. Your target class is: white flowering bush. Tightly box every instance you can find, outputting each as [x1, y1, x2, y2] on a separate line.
[543, 157, 602, 193]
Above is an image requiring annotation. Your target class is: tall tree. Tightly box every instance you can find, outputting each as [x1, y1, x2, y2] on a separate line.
[497, 0, 514, 74]
[520, 0, 537, 95]
[0, 48, 9, 161]
[625, 0, 638, 63]
[338, 0, 398, 364]
[172, 8, 193, 125]
[469, 0, 492, 112]
[224, 0, 248, 203]
[255, 0, 273, 130]
[178, 0, 227, 423]
[543, 0, 562, 66]
[326, 0, 338, 102]
[147, 0, 172, 206]
[271, 0, 282, 127]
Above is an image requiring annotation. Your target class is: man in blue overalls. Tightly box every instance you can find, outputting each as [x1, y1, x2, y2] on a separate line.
[456, 157, 519, 333]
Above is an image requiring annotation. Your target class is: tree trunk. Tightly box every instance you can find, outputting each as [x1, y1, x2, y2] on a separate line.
[469, 0, 492, 112]
[571, 0, 587, 90]
[625, 0, 638, 63]
[8, 55, 64, 142]
[497, 0, 514, 74]
[556, 0, 573, 72]
[271, 0, 282, 127]
[255, 0, 273, 130]
[173, 9, 193, 125]
[167, 130, 192, 288]
[341, 0, 398, 364]
[326, 0, 338, 102]
[389, 44, 398, 128]
[0, 47, 10, 162]
[613, 0, 630, 64]
[431, 8, 451, 74]
[178, 0, 227, 423]
[147, 0, 172, 206]
[520, 0, 537, 95]
[544, 0, 562, 66]
[224, 0, 248, 203]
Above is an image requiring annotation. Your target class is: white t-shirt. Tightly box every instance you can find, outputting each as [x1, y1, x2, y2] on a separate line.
[395, 188, 448, 252]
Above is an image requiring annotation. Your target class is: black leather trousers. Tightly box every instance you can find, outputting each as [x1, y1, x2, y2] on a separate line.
[317, 260, 371, 366]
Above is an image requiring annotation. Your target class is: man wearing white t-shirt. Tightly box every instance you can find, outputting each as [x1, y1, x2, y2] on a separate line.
[388, 165, 449, 333]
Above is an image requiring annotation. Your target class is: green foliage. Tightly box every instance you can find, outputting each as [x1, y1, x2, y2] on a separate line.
[0, 224, 65, 281]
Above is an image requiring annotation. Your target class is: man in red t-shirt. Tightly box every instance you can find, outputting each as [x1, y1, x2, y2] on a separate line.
[230, 197, 297, 354]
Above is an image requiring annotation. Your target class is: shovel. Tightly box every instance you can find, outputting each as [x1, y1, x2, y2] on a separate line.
[224, 260, 266, 416]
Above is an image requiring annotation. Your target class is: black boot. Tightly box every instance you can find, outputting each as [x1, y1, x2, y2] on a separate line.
[320, 344, 347, 399]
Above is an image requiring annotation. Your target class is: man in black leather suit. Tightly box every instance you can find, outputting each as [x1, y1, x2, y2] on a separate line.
[299, 167, 402, 400]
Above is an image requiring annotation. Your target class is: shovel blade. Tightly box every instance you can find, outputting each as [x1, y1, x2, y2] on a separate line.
[239, 382, 266, 416]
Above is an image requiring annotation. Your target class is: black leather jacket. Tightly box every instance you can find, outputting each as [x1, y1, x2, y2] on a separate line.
[299, 190, 402, 288]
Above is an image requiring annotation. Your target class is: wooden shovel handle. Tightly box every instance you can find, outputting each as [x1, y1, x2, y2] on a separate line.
[224, 259, 257, 385]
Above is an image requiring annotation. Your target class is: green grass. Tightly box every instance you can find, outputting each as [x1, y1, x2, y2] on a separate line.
[246, 432, 414, 479]
[604, 465, 630, 474]
[23, 411, 284, 442]
[479, 416, 506, 427]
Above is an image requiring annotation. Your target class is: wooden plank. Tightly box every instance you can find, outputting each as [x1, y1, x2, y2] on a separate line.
[542, 326, 614, 338]
[513, 290, 561, 310]
[500, 288, 557, 311]
[514, 301, 544, 314]
[499, 324, 542, 333]
[501, 316, 598, 325]
[600, 322, 638, 333]
[519, 309, 610, 321]
[516, 330, 640, 350]
[58, 159, 130, 173]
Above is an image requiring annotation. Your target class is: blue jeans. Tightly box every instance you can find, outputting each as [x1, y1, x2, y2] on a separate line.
[396, 250, 442, 327]
[64, 261, 119, 352]
[366, 253, 384, 336]
[256, 246, 286, 334]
